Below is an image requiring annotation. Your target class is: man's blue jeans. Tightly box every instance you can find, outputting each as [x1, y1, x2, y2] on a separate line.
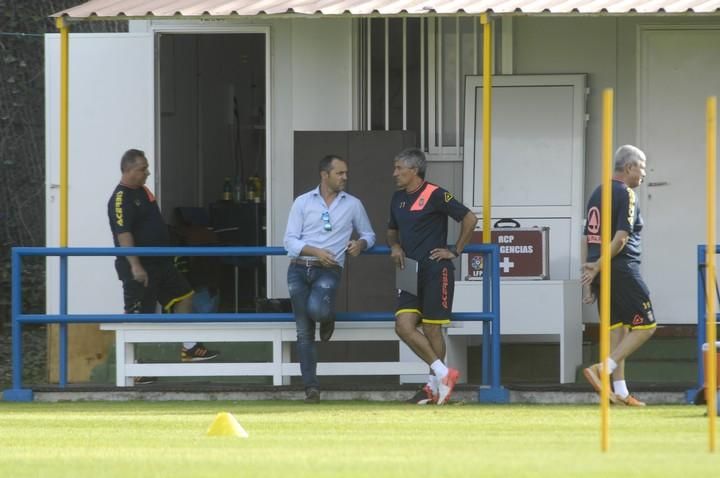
[287, 263, 341, 390]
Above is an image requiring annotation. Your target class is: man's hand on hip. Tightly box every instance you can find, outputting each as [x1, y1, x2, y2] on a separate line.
[429, 247, 456, 261]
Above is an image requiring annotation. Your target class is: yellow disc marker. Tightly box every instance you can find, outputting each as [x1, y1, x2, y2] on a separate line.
[206, 412, 249, 438]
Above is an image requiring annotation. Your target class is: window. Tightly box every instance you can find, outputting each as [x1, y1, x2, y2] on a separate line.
[359, 17, 496, 159]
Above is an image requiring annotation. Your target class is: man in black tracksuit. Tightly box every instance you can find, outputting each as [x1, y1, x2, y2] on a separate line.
[581, 144, 656, 406]
[387, 148, 478, 405]
[108, 149, 218, 372]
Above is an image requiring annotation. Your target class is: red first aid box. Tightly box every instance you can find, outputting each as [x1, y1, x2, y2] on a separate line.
[463, 226, 549, 280]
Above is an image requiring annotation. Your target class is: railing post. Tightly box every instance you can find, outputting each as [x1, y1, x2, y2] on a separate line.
[481, 321, 490, 386]
[481, 251, 490, 385]
[478, 245, 508, 403]
[491, 246, 501, 389]
[690, 245, 710, 402]
[59, 255, 68, 387]
[4, 248, 33, 401]
[11, 249, 23, 390]
[699, 245, 707, 392]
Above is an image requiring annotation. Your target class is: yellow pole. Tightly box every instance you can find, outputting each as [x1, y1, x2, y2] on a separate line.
[600, 89, 613, 453]
[56, 17, 69, 247]
[706, 95, 718, 452]
[481, 14, 492, 244]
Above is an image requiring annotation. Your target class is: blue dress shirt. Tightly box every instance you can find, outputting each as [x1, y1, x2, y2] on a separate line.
[284, 186, 376, 268]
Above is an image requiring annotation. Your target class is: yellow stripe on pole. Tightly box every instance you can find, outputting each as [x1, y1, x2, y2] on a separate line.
[600, 88, 613, 453]
[481, 14, 492, 244]
[56, 17, 69, 248]
[706, 95, 717, 452]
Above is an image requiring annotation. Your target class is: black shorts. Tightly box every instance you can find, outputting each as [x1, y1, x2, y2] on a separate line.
[116, 258, 193, 313]
[396, 259, 455, 325]
[591, 268, 656, 331]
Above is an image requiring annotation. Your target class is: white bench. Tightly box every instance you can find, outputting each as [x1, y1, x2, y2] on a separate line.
[101, 321, 435, 387]
[101, 281, 581, 387]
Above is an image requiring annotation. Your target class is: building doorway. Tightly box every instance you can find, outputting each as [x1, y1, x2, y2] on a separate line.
[157, 32, 268, 311]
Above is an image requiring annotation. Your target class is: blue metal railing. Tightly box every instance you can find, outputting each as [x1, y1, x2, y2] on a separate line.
[4, 244, 505, 402]
[691, 245, 720, 402]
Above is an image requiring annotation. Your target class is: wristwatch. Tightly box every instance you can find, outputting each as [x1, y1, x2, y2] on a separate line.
[448, 245, 459, 258]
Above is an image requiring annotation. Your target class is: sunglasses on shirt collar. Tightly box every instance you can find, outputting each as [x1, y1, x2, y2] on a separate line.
[321, 211, 332, 232]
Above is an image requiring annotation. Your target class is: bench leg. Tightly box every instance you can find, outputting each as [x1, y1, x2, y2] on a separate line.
[281, 342, 292, 385]
[446, 335, 468, 384]
[272, 331, 283, 386]
[561, 281, 583, 384]
[482, 322, 491, 386]
[115, 331, 133, 387]
[399, 341, 427, 385]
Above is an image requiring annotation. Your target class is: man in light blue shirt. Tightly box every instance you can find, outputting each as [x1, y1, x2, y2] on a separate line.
[284, 155, 375, 403]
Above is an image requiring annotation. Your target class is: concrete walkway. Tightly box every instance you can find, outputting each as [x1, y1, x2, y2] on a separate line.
[14, 383, 692, 404]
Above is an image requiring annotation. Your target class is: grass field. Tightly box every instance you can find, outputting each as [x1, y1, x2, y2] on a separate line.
[0, 401, 718, 477]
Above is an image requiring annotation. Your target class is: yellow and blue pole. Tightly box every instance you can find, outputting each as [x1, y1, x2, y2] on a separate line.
[481, 14, 492, 244]
[706, 95, 717, 452]
[479, 14, 494, 389]
[600, 89, 613, 452]
[56, 16, 70, 387]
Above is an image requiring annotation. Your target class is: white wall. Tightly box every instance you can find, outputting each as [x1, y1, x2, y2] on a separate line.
[513, 17, 616, 202]
[291, 19, 353, 130]
[45, 33, 155, 315]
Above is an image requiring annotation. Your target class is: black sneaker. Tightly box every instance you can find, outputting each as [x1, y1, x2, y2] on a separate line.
[181, 343, 219, 362]
[320, 321, 335, 342]
[406, 385, 433, 404]
[134, 376, 157, 385]
[304, 388, 320, 403]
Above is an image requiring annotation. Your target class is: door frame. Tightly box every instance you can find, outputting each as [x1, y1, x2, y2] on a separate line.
[147, 21, 272, 244]
[146, 20, 274, 296]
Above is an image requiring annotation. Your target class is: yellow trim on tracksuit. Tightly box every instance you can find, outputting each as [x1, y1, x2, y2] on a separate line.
[395, 308, 421, 317]
[164, 290, 194, 312]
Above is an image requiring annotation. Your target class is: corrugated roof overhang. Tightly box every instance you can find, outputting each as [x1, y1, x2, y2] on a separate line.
[53, 0, 720, 19]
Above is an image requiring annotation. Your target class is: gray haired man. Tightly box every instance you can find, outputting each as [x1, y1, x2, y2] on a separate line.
[581, 145, 656, 406]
